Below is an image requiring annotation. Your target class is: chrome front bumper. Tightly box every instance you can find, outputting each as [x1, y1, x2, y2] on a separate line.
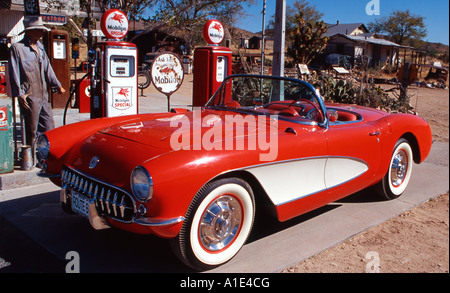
[60, 166, 185, 231]
[60, 186, 185, 230]
[60, 187, 110, 230]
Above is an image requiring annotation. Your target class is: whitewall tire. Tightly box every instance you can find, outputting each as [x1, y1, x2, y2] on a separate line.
[171, 177, 255, 271]
[376, 138, 414, 200]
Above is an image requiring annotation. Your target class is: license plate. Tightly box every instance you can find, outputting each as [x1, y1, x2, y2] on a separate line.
[71, 190, 90, 218]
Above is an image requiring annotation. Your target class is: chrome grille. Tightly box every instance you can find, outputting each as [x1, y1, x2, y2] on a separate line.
[61, 166, 135, 222]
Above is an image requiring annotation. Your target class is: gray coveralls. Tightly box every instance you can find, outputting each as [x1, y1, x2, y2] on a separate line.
[8, 36, 61, 146]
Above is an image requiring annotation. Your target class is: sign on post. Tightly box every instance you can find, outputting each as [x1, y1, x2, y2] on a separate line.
[203, 19, 224, 45]
[23, 0, 40, 16]
[100, 9, 129, 40]
[150, 53, 184, 111]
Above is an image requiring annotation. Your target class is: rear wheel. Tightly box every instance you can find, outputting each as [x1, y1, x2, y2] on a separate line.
[375, 138, 414, 200]
[171, 178, 255, 271]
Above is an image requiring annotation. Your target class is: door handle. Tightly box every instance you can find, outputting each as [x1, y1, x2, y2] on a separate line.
[369, 131, 381, 136]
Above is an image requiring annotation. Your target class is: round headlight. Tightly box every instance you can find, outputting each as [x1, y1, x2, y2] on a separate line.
[131, 166, 153, 202]
[36, 134, 50, 160]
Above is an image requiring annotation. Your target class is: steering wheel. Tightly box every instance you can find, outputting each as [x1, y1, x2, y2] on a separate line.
[297, 99, 324, 122]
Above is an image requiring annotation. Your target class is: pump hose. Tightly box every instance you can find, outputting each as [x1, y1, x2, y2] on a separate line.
[63, 72, 89, 126]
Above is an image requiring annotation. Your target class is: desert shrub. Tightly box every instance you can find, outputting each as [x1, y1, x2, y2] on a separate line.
[308, 74, 413, 113]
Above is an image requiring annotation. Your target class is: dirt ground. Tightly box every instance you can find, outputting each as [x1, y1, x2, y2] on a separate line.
[282, 85, 449, 273]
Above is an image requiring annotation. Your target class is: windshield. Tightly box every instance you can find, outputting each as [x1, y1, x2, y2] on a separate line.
[206, 75, 325, 124]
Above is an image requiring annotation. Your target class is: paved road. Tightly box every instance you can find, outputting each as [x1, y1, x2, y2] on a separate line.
[0, 141, 447, 273]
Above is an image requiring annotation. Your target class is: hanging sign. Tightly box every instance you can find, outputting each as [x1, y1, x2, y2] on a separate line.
[203, 19, 224, 45]
[100, 9, 129, 40]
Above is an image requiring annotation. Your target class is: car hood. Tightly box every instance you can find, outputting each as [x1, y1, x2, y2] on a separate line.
[98, 109, 279, 150]
[67, 109, 279, 185]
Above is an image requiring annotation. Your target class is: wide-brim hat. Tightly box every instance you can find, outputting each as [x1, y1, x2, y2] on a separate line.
[19, 16, 50, 34]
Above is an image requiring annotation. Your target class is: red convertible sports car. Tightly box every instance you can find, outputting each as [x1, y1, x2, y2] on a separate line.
[36, 75, 432, 270]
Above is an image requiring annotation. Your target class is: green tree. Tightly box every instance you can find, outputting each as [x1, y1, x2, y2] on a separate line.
[368, 10, 427, 45]
[266, 0, 327, 65]
[286, 0, 323, 30]
[267, 0, 323, 32]
[287, 14, 328, 65]
[149, 0, 255, 50]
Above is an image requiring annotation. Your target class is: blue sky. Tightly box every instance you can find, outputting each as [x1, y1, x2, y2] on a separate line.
[237, 0, 449, 45]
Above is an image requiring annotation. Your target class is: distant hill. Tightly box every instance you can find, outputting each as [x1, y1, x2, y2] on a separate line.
[419, 41, 449, 54]
[227, 26, 260, 39]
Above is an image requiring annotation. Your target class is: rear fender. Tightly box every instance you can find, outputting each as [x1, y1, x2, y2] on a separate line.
[383, 114, 432, 164]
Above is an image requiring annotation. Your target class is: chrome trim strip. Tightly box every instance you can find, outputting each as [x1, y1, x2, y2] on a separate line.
[236, 155, 368, 177]
[133, 216, 185, 227]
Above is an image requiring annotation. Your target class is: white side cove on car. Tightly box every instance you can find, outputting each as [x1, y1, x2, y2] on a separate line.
[245, 157, 369, 206]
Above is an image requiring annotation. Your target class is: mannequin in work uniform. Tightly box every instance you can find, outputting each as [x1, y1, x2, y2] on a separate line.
[8, 16, 65, 146]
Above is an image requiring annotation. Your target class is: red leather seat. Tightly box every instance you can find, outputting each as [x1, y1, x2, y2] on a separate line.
[338, 111, 358, 121]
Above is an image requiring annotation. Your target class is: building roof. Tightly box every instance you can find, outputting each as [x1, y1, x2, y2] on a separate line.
[334, 33, 409, 48]
[324, 22, 370, 37]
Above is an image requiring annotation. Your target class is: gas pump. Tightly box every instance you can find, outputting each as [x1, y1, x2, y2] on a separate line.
[48, 30, 71, 108]
[89, 9, 138, 119]
[193, 20, 232, 107]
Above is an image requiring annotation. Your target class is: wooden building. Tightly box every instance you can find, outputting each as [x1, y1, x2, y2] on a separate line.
[323, 22, 406, 68]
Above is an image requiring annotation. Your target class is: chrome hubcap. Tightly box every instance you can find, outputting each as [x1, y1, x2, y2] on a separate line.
[391, 150, 408, 187]
[199, 195, 242, 252]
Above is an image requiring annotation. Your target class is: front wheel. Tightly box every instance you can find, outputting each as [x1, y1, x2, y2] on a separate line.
[375, 138, 414, 200]
[170, 178, 255, 271]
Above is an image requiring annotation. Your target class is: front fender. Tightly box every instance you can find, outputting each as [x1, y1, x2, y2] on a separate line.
[44, 115, 142, 183]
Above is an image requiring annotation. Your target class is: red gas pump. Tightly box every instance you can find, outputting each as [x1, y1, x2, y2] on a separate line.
[90, 9, 138, 119]
[193, 20, 232, 107]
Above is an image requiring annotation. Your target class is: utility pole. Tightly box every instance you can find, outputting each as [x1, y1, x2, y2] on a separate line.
[272, 0, 286, 77]
[261, 0, 266, 76]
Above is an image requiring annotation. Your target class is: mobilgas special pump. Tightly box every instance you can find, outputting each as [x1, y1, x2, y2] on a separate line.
[90, 9, 138, 119]
[192, 19, 232, 107]
[64, 9, 137, 124]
